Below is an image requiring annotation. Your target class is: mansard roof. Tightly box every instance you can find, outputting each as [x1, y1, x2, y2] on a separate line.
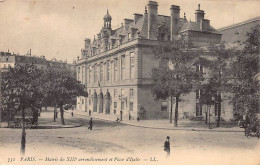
[179, 21, 217, 33]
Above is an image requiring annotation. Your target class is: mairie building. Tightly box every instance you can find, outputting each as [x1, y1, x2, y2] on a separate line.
[76, 1, 223, 121]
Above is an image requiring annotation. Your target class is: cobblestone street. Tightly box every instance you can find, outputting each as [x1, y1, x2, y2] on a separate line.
[0, 110, 259, 165]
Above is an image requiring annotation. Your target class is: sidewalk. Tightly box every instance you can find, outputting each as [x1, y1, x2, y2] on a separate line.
[0, 109, 82, 129]
[67, 109, 244, 132]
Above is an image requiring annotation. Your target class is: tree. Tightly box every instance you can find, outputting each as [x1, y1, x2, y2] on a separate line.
[231, 25, 259, 133]
[206, 43, 235, 127]
[199, 84, 216, 124]
[43, 69, 87, 125]
[1, 64, 44, 154]
[151, 38, 201, 126]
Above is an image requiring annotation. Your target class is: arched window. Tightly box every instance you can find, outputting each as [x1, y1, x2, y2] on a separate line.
[93, 91, 98, 112]
[105, 90, 111, 114]
[99, 91, 104, 113]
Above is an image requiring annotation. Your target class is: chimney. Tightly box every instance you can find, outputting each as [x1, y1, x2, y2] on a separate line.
[133, 13, 143, 24]
[170, 5, 180, 40]
[147, 1, 158, 39]
[124, 19, 134, 29]
[84, 38, 91, 49]
[200, 19, 210, 31]
[195, 4, 205, 22]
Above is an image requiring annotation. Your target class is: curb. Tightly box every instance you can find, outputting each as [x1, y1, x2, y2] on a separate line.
[66, 111, 244, 133]
[34, 123, 82, 129]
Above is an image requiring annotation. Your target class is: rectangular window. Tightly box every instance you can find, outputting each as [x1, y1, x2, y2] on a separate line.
[114, 58, 118, 81]
[82, 66, 84, 83]
[130, 89, 133, 97]
[121, 55, 125, 80]
[6, 57, 8, 61]
[197, 64, 204, 76]
[78, 67, 81, 81]
[130, 102, 134, 111]
[121, 101, 124, 110]
[94, 65, 97, 82]
[100, 63, 103, 82]
[215, 103, 221, 116]
[161, 100, 167, 111]
[196, 90, 200, 99]
[114, 102, 117, 109]
[130, 52, 135, 79]
[196, 103, 202, 116]
[114, 89, 117, 98]
[200, 65, 203, 73]
[89, 90, 91, 105]
[121, 89, 124, 96]
[106, 61, 110, 81]
[89, 66, 92, 84]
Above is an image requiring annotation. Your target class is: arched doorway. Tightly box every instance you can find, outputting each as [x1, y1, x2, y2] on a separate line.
[105, 89, 111, 114]
[99, 90, 103, 113]
[93, 90, 97, 112]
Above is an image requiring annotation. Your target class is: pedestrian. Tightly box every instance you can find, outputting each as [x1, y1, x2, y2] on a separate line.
[164, 136, 170, 156]
[129, 113, 132, 120]
[137, 117, 140, 122]
[71, 111, 74, 117]
[88, 118, 93, 130]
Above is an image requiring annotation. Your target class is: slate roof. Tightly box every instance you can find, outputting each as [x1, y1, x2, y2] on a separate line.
[179, 21, 217, 33]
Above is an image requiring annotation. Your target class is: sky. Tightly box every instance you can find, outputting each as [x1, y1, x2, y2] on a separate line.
[0, 0, 260, 63]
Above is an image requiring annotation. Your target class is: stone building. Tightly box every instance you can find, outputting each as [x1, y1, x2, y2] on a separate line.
[76, 1, 222, 120]
[173, 17, 260, 121]
[218, 17, 260, 44]
[0, 51, 76, 78]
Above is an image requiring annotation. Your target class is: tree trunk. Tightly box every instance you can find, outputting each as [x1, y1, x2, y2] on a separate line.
[169, 96, 173, 123]
[205, 106, 208, 124]
[174, 94, 179, 127]
[216, 93, 221, 127]
[21, 107, 26, 155]
[60, 104, 65, 125]
[53, 107, 56, 122]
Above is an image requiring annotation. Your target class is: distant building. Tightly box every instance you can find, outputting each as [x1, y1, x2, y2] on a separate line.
[0, 51, 76, 78]
[76, 1, 222, 120]
[218, 17, 260, 44]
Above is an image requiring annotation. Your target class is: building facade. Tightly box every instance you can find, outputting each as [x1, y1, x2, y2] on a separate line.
[0, 51, 76, 78]
[76, 1, 222, 120]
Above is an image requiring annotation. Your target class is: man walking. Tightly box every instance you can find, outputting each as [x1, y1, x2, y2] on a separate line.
[88, 118, 93, 130]
[164, 136, 170, 156]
